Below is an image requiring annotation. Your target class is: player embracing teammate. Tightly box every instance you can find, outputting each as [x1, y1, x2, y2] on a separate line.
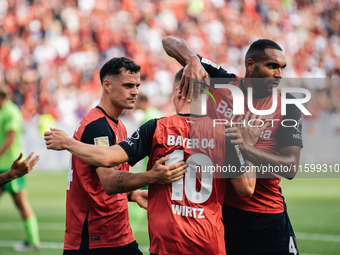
[163, 36, 303, 255]
[45, 68, 259, 254]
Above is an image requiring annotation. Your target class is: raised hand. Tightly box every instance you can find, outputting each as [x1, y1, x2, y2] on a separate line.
[180, 57, 209, 101]
[44, 128, 71, 151]
[10, 152, 40, 179]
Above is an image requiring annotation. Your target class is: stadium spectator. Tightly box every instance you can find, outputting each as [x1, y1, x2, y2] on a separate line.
[162, 36, 302, 254]
[0, 86, 41, 251]
[46, 57, 186, 255]
[0, 152, 39, 186]
[44, 68, 259, 254]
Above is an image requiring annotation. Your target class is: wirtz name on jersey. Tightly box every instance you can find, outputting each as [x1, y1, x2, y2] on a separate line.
[171, 204, 205, 218]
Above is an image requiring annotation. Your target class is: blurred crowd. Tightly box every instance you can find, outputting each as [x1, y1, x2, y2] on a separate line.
[1, 0, 340, 131]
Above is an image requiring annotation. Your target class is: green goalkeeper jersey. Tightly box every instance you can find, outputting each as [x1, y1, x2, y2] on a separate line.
[0, 100, 23, 170]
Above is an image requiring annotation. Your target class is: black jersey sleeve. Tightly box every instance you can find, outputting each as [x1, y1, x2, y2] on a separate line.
[197, 54, 237, 79]
[224, 135, 249, 178]
[277, 93, 303, 148]
[118, 118, 158, 166]
[81, 117, 116, 171]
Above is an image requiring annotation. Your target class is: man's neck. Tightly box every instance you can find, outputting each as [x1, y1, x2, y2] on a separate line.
[241, 78, 269, 99]
[98, 101, 122, 121]
[178, 98, 205, 115]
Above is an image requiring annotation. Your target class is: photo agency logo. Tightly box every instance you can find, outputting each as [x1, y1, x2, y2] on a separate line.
[196, 78, 312, 130]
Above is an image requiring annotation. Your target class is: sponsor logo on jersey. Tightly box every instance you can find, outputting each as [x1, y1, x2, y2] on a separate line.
[124, 128, 140, 146]
[167, 135, 215, 149]
[211, 85, 311, 116]
[294, 118, 303, 134]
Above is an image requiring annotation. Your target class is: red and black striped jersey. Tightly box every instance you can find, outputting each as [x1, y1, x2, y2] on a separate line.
[64, 106, 134, 250]
[199, 55, 303, 213]
[119, 114, 245, 255]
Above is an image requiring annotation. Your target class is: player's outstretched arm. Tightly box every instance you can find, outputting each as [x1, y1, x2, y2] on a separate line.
[0, 152, 39, 186]
[162, 36, 197, 67]
[96, 156, 187, 195]
[162, 36, 208, 99]
[44, 128, 127, 167]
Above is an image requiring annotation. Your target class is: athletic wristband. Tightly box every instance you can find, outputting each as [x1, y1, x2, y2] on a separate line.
[127, 191, 135, 202]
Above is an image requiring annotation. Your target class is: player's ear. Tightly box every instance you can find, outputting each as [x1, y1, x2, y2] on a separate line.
[175, 86, 182, 99]
[102, 79, 111, 93]
[246, 58, 256, 74]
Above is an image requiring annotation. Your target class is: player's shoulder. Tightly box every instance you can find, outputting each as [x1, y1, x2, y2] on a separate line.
[1, 101, 22, 122]
[4, 101, 21, 114]
[79, 109, 103, 127]
[76, 108, 113, 137]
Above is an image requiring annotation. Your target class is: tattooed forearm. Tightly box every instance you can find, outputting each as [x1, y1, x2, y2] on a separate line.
[117, 171, 129, 193]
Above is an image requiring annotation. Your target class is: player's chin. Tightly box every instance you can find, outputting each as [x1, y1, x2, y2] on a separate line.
[125, 102, 136, 109]
[267, 85, 278, 93]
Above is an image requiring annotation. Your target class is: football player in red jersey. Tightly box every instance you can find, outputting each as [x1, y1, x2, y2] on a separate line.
[45, 57, 187, 255]
[45, 68, 258, 255]
[162, 36, 302, 255]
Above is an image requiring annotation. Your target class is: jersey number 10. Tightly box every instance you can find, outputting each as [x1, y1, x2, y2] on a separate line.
[167, 150, 214, 204]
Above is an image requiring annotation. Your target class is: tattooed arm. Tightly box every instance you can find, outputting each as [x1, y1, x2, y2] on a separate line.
[95, 155, 187, 195]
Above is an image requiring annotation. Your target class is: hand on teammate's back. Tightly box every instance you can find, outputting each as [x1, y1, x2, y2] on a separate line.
[149, 156, 187, 184]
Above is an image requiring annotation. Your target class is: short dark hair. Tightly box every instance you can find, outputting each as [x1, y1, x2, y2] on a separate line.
[174, 68, 184, 83]
[245, 39, 283, 62]
[99, 57, 141, 84]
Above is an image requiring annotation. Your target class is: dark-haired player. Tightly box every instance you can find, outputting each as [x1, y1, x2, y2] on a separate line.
[162, 37, 302, 255]
[45, 68, 258, 255]
[58, 57, 187, 255]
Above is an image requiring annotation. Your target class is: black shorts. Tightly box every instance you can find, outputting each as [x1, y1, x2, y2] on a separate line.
[223, 205, 299, 255]
[63, 240, 143, 255]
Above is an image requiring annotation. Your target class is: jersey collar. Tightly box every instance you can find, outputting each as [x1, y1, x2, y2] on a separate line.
[96, 106, 119, 124]
[177, 113, 207, 118]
